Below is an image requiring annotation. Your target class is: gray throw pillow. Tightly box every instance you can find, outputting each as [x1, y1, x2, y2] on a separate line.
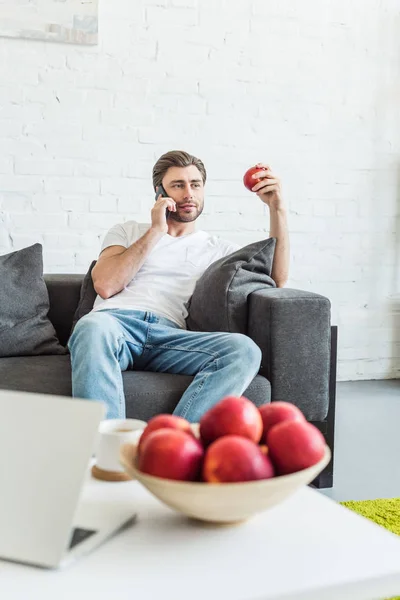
[186, 238, 276, 334]
[70, 260, 98, 335]
[0, 244, 67, 357]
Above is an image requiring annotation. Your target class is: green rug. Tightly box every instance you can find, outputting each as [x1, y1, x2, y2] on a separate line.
[340, 497, 400, 600]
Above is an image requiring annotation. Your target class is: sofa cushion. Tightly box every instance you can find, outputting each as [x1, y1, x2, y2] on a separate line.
[0, 355, 73, 395]
[45, 275, 85, 346]
[70, 260, 98, 335]
[0, 355, 271, 421]
[186, 238, 276, 334]
[0, 244, 67, 357]
[124, 372, 271, 421]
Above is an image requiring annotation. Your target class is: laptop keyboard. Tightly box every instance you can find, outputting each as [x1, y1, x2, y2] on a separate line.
[68, 527, 97, 549]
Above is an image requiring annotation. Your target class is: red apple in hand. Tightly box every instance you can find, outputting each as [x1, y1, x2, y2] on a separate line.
[138, 414, 193, 454]
[138, 429, 204, 481]
[200, 396, 263, 446]
[203, 435, 275, 482]
[243, 165, 267, 192]
[259, 401, 305, 444]
[267, 420, 326, 475]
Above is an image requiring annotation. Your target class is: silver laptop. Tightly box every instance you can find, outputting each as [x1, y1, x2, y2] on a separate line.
[0, 390, 137, 569]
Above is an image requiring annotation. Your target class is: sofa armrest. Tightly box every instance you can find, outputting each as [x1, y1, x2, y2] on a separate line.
[247, 288, 331, 421]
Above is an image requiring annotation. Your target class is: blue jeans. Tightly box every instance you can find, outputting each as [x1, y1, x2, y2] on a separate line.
[68, 309, 262, 422]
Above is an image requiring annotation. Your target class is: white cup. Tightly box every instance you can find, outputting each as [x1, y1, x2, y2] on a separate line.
[94, 418, 146, 474]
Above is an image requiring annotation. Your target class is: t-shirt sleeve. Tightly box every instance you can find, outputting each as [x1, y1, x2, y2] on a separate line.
[100, 221, 151, 255]
[219, 239, 241, 257]
[100, 221, 150, 255]
[100, 223, 129, 254]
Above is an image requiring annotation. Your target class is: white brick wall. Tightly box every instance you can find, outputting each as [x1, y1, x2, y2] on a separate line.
[0, 0, 399, 381]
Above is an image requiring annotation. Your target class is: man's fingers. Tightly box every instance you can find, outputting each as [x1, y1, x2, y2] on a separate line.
[155, 191, 167, 201]
[252, 179, 279, 191]
[252, 179, 279, 192]
[168, 202, 177, 212]
[252, 170, 275, 180]
[163, 198, 176, 212]
[156, 196, 176, 211]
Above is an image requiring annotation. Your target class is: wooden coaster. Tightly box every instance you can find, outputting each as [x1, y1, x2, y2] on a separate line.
[91, 464, 132, 482]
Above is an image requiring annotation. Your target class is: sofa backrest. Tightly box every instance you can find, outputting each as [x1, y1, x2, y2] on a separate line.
[44, 275, 84, 346]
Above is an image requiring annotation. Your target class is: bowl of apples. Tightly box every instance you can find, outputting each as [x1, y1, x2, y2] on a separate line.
[120, 397, 331, 524]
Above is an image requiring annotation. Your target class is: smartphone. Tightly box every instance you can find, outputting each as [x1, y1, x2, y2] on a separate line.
[155, 184, 170, 218]
[155, 184, 167, 201]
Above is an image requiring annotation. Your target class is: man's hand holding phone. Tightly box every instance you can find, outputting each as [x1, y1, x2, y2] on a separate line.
[151, 185, 176, 234]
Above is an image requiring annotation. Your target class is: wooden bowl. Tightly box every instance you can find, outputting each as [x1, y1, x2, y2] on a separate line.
[120, 441, 331, 524]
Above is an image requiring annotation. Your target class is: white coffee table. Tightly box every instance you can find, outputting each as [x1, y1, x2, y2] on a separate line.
[2, 471, 400, 600]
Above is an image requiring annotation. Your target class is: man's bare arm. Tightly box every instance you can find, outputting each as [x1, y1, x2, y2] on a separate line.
[250, 162, 290, 288]
[92, 194, 177, 299]
[92, 228, 165, 299]
[269, 207, 289, 288]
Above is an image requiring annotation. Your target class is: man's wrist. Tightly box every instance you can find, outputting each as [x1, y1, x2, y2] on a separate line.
[148, 226, 167, 238]
[269, 204, 287, 215]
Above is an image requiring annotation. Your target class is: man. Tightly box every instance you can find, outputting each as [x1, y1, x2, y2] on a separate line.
[68, 151, 289, 422]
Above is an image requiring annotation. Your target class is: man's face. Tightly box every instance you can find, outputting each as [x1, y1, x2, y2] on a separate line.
[162, 165, 204, 223]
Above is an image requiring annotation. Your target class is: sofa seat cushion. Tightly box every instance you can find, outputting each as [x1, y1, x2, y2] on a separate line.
[0, 356, 271, 421]
[0, 355, 73, 396]
[124, 373, 271, 421]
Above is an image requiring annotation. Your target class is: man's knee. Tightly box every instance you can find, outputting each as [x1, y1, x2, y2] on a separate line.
[69, 312, 120, 349]
[225, 333, 262, 369]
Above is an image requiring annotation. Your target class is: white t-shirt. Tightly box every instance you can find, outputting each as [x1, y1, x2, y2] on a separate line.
[92, 221, 240, 329]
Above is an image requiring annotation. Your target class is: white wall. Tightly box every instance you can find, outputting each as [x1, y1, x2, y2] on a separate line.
[0, 0, 399, 381]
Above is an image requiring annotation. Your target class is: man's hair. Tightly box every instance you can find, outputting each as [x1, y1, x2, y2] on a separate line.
[152, 150, 207, 190]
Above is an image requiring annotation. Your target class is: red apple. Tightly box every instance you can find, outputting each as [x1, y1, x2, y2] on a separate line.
[138, 429, 204, 481]
[259, 401, 305, 444]
[267, 420, 326, 475]
[200, 396, 263, 446]
[203, 435, 275, 482]
[243, 165, 267, 192]
[138, 414, 193, 454]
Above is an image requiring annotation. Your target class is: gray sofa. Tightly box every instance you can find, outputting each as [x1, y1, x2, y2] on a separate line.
[0, 274, 337, 488]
